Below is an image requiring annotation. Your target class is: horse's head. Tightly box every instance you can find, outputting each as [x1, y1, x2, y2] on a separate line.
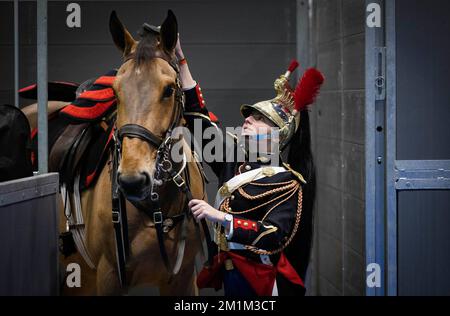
[110, 10, 180, 201]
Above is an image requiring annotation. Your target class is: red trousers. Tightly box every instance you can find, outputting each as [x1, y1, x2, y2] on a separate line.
[197, 251, 304, 296]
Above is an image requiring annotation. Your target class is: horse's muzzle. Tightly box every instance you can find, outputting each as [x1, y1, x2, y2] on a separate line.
[117, 172, 151, 201]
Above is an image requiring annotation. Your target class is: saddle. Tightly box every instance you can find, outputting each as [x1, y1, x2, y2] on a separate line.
[24, 70, 118, 191]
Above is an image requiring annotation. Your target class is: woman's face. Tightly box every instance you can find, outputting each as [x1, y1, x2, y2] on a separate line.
[242, 111, 275, 136]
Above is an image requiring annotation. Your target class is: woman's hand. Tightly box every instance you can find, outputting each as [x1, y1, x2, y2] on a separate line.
[189, 199, 226, 224]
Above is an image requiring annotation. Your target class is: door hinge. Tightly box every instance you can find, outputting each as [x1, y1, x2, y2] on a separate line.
[375, 47, 386, 101]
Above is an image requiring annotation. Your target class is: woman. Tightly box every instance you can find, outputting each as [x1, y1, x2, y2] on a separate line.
[175, 36, 324, 296]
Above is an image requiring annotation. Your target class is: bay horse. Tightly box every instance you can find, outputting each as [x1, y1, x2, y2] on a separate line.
[22, 10, 207, 295]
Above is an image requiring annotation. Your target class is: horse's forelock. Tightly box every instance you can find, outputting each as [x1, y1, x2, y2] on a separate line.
[133, 33, 159, 67]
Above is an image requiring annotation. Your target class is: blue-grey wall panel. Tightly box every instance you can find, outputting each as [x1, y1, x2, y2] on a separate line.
[396, 0, 450, 160]
[398, 190, 450, 296]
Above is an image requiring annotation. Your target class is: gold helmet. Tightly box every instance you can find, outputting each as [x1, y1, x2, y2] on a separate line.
[241, 60, 324, 150]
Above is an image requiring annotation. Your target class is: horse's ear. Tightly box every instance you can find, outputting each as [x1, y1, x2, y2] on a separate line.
[109, 11, 136, 57]
[160, 10, 178, 53]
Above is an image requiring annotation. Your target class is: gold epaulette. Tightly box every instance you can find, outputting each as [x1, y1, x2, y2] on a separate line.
[282, 162, 307, 184]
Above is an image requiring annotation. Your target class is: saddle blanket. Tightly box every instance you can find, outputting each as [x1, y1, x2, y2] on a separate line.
[28, 69, 118, 191]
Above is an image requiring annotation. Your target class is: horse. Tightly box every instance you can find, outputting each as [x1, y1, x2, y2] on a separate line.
[21, 10, 207, 295]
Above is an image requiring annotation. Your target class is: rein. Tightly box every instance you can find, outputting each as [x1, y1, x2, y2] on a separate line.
[110, 55, 213, 288]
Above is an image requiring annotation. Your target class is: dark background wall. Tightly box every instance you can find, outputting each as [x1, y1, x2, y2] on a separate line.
[0, 0, 296, 113]
[0, 0, 296, 203]
[306, 0, 366, 296]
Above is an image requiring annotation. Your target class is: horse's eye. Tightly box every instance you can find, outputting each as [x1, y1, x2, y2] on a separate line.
[163, 86, 174, 98]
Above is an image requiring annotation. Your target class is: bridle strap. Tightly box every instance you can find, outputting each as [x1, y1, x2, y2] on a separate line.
[118, 124, 163, 148]
[111, 134, 129, 288]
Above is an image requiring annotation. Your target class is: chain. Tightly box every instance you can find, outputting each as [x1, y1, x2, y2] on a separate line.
[221, 183, 298, 215]
[219, 180, 297, 215]
[261, 183, 300, 221]
[244, 187, 303, 255]
[248, 180, 294, 187]
[238, 180, 297, 200]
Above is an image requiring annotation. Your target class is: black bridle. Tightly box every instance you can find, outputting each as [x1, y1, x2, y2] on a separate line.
[110, 58, 213, 287]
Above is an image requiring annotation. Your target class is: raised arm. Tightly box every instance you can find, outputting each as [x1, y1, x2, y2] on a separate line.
[175, 35, 233, 177]
[175, 36, 196, 90]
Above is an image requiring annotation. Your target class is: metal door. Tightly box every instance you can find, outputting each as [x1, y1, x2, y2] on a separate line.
[366, 0, 450, 296]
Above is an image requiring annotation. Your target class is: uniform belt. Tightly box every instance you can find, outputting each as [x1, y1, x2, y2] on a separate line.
[223, 242, 273, 266]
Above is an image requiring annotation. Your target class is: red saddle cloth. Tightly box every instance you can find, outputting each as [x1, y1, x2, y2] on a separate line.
[60, 69, 117, 122]
[197, 251, 304, 296]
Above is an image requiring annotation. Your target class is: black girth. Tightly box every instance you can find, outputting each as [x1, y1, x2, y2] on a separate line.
[110, 54, 214, 288]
